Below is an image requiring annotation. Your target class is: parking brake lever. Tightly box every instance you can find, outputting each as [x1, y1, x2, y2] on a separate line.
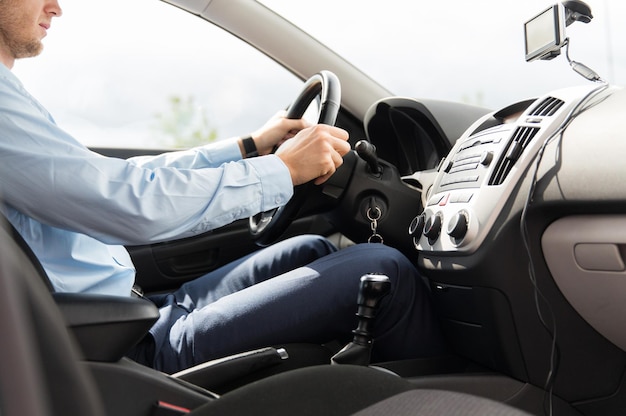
[355, 140, 382, 175]
[173, 347, 288, 392]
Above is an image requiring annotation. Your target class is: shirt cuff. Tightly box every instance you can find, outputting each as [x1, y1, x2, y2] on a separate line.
[201, 137, 244, 165]
[246, 154, 294, 210]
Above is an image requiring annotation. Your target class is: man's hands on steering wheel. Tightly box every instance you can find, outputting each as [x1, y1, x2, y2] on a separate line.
[275, 125, 350, 186]
[245, 110, 350, 185]
[249, 70, 346, 246]
[247, 111, 310, 156]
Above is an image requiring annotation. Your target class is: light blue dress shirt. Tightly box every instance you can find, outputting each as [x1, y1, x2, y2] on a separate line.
[0, 63, 293, 296]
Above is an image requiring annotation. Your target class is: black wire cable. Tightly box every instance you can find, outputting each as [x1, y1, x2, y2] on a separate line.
[519, 79, 608, 416]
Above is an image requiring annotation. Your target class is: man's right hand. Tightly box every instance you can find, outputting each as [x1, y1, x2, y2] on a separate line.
[275, 124, 350, 186]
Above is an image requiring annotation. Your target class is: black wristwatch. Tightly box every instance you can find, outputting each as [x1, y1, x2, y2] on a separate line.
[242, 136, 259, 158]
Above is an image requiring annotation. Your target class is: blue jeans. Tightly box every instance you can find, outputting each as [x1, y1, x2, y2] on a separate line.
[137, 235, 445, 373]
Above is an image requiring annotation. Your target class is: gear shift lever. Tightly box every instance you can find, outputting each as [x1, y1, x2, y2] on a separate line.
[331, 274, 391, 365]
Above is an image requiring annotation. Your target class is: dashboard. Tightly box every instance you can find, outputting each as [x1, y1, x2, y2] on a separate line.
[360, 83, 626, 408]
[409, 84, 612, 255]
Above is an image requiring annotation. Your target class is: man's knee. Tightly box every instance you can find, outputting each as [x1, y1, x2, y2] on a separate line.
[343, 243, 414, 269]
[282, 234, 338, 257]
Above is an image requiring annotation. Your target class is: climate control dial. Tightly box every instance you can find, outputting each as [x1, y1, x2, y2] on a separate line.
[423, 212, 443, 244]
[447, 210, 470, 243]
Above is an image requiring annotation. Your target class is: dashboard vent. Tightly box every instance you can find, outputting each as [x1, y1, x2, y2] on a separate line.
[529, 97, 564, 117]
[488, 126, 540, 185]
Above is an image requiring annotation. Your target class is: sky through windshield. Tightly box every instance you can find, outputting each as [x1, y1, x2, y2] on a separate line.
[12, 0, 624, 147]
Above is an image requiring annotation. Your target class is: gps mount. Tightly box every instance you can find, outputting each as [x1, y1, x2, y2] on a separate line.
[524, 1, 603, 83]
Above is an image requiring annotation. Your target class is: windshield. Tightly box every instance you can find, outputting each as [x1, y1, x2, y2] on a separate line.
[261, 0, 624, 109]
[11, 0, 624, 148]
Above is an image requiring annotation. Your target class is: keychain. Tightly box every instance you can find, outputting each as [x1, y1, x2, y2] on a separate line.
[367, 205, 384, 244]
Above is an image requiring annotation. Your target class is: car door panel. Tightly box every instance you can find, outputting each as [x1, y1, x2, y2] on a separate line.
[128, 219, 259, 293]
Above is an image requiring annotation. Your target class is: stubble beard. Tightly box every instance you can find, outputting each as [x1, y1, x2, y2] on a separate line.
[1, 33, 43, 59]
[0, 7, 44, 60]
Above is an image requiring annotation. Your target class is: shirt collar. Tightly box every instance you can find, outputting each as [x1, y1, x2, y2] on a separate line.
[0, 61, 24, 89]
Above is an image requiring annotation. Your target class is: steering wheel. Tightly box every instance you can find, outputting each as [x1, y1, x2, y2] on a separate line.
[249, 70, 341, 246]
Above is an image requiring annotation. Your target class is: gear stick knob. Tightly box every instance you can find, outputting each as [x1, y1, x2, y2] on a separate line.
[331, 274, 391, 365]
[353, 274, 392, 345]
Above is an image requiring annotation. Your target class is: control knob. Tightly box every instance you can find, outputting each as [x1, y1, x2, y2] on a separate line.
[480, 151, 494, 166]
[423, 213, 443, 243]
[409, 214, 426, 249]
[408, 214, 426, 237]
[447, 210, 469, 242]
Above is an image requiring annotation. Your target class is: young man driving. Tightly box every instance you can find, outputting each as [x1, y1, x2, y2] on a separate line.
[0, 0, 444, 373]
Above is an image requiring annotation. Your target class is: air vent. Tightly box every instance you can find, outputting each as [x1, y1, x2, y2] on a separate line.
[488, 126, 540, 185]
[529, 97, 564, 117]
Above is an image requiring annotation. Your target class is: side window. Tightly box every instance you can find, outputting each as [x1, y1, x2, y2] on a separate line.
[13, 0, 304, 150]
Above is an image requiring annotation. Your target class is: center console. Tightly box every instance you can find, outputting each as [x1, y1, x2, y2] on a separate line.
[408, 85, 603, 256]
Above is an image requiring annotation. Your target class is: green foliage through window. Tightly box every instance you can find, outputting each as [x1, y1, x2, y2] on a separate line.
[153, 95, 218, 149]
